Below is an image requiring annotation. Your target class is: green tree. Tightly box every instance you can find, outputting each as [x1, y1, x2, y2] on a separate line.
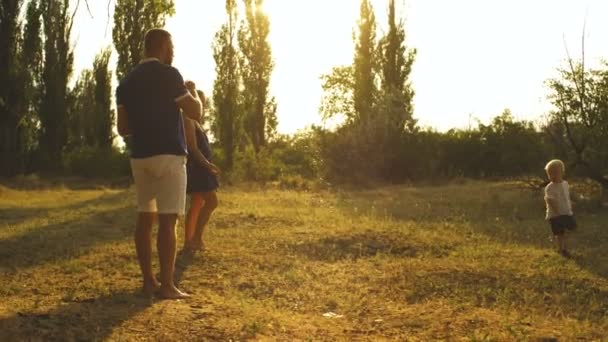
[319, 65, 355, 123]
[112, 0, 175, 81]
[547, 61, 608, 191]
[68, 68, 95, 148]
[0, 0, 33, 176]
[353, 0, 378, 125]
[68, 48, 114, 150]
[15, 0, 44, 172]
[378, 0, 416, 133]
[37, 0, 75, 170]
[0, 0, 21, 175]
[320, 0, 379, 127]
[93, 48, 114, 149]
[212, 0, 242, 171]
[238, 0, 276, 152]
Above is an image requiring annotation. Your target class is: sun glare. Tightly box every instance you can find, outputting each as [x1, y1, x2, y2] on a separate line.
[160, 0, 608, 134]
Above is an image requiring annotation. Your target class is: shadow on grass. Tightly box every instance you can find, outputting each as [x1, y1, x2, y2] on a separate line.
[337, 184, 608, 278]
[400, 269, 608, 323]
[0, 290, 152, 341]
[175, 248, 196, 287]
[286, 231, 453, 262]
[0, 191, 129, 228]
[0, 191, 133, 270]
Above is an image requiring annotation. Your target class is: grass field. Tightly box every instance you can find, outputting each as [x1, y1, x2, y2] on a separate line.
[0, 180, 607, 341]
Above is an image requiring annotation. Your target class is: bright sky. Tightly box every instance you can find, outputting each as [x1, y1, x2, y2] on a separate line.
[72, 0, 608, 133]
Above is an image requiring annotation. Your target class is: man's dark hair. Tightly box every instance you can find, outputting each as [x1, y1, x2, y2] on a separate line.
[144, 29, 171, 56]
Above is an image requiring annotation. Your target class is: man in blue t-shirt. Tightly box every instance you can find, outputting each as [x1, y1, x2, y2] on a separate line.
[116, 28, 202, 299]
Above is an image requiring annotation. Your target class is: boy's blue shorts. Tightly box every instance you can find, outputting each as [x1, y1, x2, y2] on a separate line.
[549, 215, 577, 235]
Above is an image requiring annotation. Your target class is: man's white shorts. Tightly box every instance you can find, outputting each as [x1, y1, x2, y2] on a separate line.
[130, 155, 187, 215]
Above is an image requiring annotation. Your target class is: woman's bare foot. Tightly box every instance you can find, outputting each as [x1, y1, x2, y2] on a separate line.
[142, 279, 161, 296]
[157, 284, 191, 300]
[191, 240, 205, 251]
[184, 239, 199, 251]
[184, 240, 205, 252]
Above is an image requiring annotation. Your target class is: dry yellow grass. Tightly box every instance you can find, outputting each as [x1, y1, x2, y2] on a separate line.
[0, 180, 607, 341]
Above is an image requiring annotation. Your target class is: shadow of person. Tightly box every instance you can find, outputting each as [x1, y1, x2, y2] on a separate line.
[0, 290, 153, 341]
[0, 191, 133, 271]
[174, 248, 197, 287]
[336, 184, 608, 280]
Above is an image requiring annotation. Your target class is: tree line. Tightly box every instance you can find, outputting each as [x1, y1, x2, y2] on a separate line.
[1, 0, 606, 194]
[312, 0, 608, 193]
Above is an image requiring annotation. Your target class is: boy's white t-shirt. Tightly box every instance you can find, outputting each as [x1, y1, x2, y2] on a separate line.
[544, 181, 573, 219]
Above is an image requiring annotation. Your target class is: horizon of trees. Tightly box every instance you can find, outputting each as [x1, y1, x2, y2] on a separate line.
[0, 0, 606, 193]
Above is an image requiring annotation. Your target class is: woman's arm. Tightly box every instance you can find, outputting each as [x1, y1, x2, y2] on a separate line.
[184, 119, 219, 175]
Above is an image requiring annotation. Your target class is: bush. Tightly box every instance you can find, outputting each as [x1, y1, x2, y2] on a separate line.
[222, 132, 321, 183]
[316, 111, 553, 184]
[62, 147, 130, 178]
[231, 145, 280, 182]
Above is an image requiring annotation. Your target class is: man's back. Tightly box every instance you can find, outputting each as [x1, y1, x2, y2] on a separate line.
[117, 59, 189, 159]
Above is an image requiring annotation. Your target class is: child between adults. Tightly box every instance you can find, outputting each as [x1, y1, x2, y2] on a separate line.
[544, 159, 577, 257]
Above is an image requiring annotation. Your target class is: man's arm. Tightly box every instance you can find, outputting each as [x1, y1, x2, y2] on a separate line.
[117, 105, 130, 137]
[168, 67, 201, 121]
[176, 93, 202, 121]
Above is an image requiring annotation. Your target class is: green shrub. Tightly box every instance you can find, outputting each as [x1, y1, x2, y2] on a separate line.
[62, 147, 130, 178]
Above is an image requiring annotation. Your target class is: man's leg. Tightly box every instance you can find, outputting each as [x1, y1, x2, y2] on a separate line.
[135, 212, 159, 295]
[157, 213, 190, 299]
[194, 191, 218, 249]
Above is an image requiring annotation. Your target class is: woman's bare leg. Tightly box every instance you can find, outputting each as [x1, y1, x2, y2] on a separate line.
[193, 191, 218, 250]
[184, 193, 204, 250]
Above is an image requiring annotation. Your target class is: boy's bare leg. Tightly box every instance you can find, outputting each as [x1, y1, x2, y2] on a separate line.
[157, 213, 190, 299]
[555, 233, 569, 256]
[193, 191, 218, 250]
[553, 234, 561, 252]
[135, 212, 160, 295]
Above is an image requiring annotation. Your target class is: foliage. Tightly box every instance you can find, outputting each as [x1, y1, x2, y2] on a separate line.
[317, 110, 550, 183]
[62, 146, 130, 178]
[92, 48, 115, 149]
[68, 68, 95, 148]
[238, 0, 276, 152]
[320, 66, 355, 123]
[37, 0, 75, 171]
[211, 0, 242, 172]
[378, 0, 417, 133]
[353, 0, 378, 125]
[69, 48, 114, 150]
[317, 0, 418, 183]
[229, 132, 320, 183]
[112, 0, 175, 80]
[0, 0, 39, 176]
[546, 61, 608, 188]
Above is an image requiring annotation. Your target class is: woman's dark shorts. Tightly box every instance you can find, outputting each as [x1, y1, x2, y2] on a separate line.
[549, 215, 577, 235]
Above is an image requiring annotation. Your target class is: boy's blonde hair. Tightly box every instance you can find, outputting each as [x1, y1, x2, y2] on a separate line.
[545, 159, 565, 173]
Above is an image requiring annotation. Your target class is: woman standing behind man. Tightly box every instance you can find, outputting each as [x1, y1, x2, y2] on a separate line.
[183, 87, 220, 252]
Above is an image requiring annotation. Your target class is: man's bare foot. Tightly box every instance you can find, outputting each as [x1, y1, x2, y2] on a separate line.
[142, 280, 161, 296]
[157, 285, 191, 300]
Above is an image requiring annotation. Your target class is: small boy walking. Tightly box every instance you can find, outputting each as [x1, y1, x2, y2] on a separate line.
[544, 159, 577, 257]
